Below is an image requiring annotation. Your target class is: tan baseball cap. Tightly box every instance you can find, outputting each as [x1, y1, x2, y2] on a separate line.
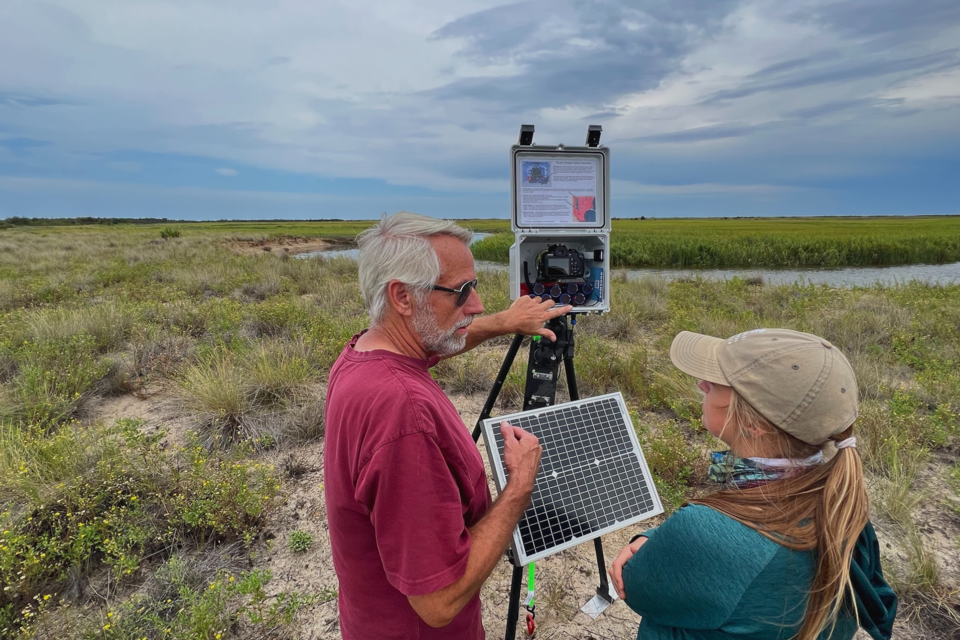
[670, 328, 859, 445]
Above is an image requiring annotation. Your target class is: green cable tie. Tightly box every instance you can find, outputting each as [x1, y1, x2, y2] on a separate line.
[527, 562, 535, 605]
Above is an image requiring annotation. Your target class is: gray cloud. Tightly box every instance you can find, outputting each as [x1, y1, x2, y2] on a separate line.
[632, 121, 782, 144]
[797, 0, 960, 38]
[786, 97, 906, 119]
[703, 49, 960, 104]
[427, 0, 740, 112]
[0, 92, 70, 108]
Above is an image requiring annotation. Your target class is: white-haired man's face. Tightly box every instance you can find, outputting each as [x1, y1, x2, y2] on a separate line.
[412, 235, 484, 357]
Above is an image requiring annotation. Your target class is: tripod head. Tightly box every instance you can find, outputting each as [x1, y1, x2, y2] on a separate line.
[524, 315, 577, 410]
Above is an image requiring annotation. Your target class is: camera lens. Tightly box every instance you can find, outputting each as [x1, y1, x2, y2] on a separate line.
[573, 293, 586, 305]
[566, 283, 579, 294]
[549, 284, 562, 298]
[532, 283, 545, 295]
[559, 293, 571, 305]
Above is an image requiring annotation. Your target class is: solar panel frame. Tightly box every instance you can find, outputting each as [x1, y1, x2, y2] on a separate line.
[481, 392, 664, 565]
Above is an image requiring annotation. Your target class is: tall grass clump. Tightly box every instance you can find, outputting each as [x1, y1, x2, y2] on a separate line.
[21, 303, 136, 353]
[179, 343, 323, 447]
[180, 356, 254, 441]
[248, 340, 314, 404]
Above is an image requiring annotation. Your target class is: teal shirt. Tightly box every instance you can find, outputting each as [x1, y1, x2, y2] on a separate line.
[622, 505, 858, 640]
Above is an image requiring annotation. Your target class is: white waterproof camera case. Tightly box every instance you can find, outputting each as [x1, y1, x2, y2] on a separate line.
[509, 142, 611, 314]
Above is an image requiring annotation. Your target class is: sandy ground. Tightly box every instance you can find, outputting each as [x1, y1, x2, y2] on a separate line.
[226, 236, 348, 256]
[90, 390, 959, 639]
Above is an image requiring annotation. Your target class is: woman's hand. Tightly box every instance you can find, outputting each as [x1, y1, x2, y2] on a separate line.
[610, 536, 648, 600]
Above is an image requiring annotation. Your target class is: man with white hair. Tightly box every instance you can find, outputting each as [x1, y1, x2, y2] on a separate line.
[325, 211, 569, 639]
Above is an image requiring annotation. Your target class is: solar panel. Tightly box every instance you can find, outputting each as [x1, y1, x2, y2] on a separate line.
[481, 392, 663, 565]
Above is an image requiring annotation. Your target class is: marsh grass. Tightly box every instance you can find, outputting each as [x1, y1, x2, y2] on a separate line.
[22, 303, 136, 353]
[1, 222, 958, 636]
[471, 216, 960, 268]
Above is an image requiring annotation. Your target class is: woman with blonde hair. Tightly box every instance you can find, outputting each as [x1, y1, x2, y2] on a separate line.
[611, 329, 897, 640]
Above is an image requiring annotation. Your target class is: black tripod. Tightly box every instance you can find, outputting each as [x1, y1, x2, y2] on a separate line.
[471, 315, 613, 640]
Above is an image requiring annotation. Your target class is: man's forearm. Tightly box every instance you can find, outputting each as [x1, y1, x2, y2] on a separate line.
[459, 311, 512, 354]
[442, 296, 570, 359]
[407, 483, 531, 627]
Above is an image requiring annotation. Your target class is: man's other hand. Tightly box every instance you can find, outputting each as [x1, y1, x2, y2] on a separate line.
[500, 421, 541, 496]
[505, 296, 572, 341]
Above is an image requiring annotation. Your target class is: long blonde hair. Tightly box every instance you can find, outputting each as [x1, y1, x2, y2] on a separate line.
[690, 390, 869, 640]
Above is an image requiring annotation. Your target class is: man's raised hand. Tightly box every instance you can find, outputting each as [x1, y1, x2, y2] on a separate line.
[504, 295, 572, 342]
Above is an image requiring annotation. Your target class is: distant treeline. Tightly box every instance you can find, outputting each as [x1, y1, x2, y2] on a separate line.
[0, 217, 356, 229]
[0, 216, 189, 228]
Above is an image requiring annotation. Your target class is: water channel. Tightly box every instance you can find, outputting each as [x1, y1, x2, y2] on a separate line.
[297, 234, 960, 288]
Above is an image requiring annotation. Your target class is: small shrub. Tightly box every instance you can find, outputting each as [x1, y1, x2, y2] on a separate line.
[160, 226, 181, 239]
[73, 556, 316, 640]
[2, 334, 110, 426]
[0, 418, 283, 637]
[288, 530, 313, 553]
[167, 433, 281, 540]
[247, 298, 310, 337]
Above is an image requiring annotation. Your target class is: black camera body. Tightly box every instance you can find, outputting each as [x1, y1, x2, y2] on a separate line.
[537, 244, 585, 279]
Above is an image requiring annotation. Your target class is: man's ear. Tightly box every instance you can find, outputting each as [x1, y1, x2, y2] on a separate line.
[386, 280, 416, 318]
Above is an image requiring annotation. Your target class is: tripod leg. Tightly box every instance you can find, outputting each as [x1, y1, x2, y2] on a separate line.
[565, 336, 613, 603]
[593, 538, 612, 601]
[504, 564, 523, 640]
[563, 354, 579, 402]
[473, 333, 524, 443]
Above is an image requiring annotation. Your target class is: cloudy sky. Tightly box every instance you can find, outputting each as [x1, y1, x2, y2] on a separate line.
[1, 0, 958, 220]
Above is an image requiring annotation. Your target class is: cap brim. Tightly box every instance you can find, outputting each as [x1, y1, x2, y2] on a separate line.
[670, 332, 729, 385]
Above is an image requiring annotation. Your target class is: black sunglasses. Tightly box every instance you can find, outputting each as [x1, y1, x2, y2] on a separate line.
[431, 278, 478, 307]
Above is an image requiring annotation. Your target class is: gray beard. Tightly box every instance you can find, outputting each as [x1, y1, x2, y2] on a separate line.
[412, 304, 470, 357]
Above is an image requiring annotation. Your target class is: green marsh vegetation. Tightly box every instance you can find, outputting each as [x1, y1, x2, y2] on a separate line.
[0, 220, 958, 636]
[471, 215, 960, 268]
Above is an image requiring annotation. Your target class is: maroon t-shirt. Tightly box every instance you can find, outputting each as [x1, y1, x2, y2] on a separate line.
[324, 333, 492, 639]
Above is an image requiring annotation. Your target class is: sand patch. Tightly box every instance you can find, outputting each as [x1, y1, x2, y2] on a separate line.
[227, 236, 352, 256]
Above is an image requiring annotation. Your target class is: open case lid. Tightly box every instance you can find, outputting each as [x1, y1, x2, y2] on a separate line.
[511, 144, 611, 234]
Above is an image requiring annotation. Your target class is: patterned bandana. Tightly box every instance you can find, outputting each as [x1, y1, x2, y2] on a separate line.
[707, 450, 823, 490]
